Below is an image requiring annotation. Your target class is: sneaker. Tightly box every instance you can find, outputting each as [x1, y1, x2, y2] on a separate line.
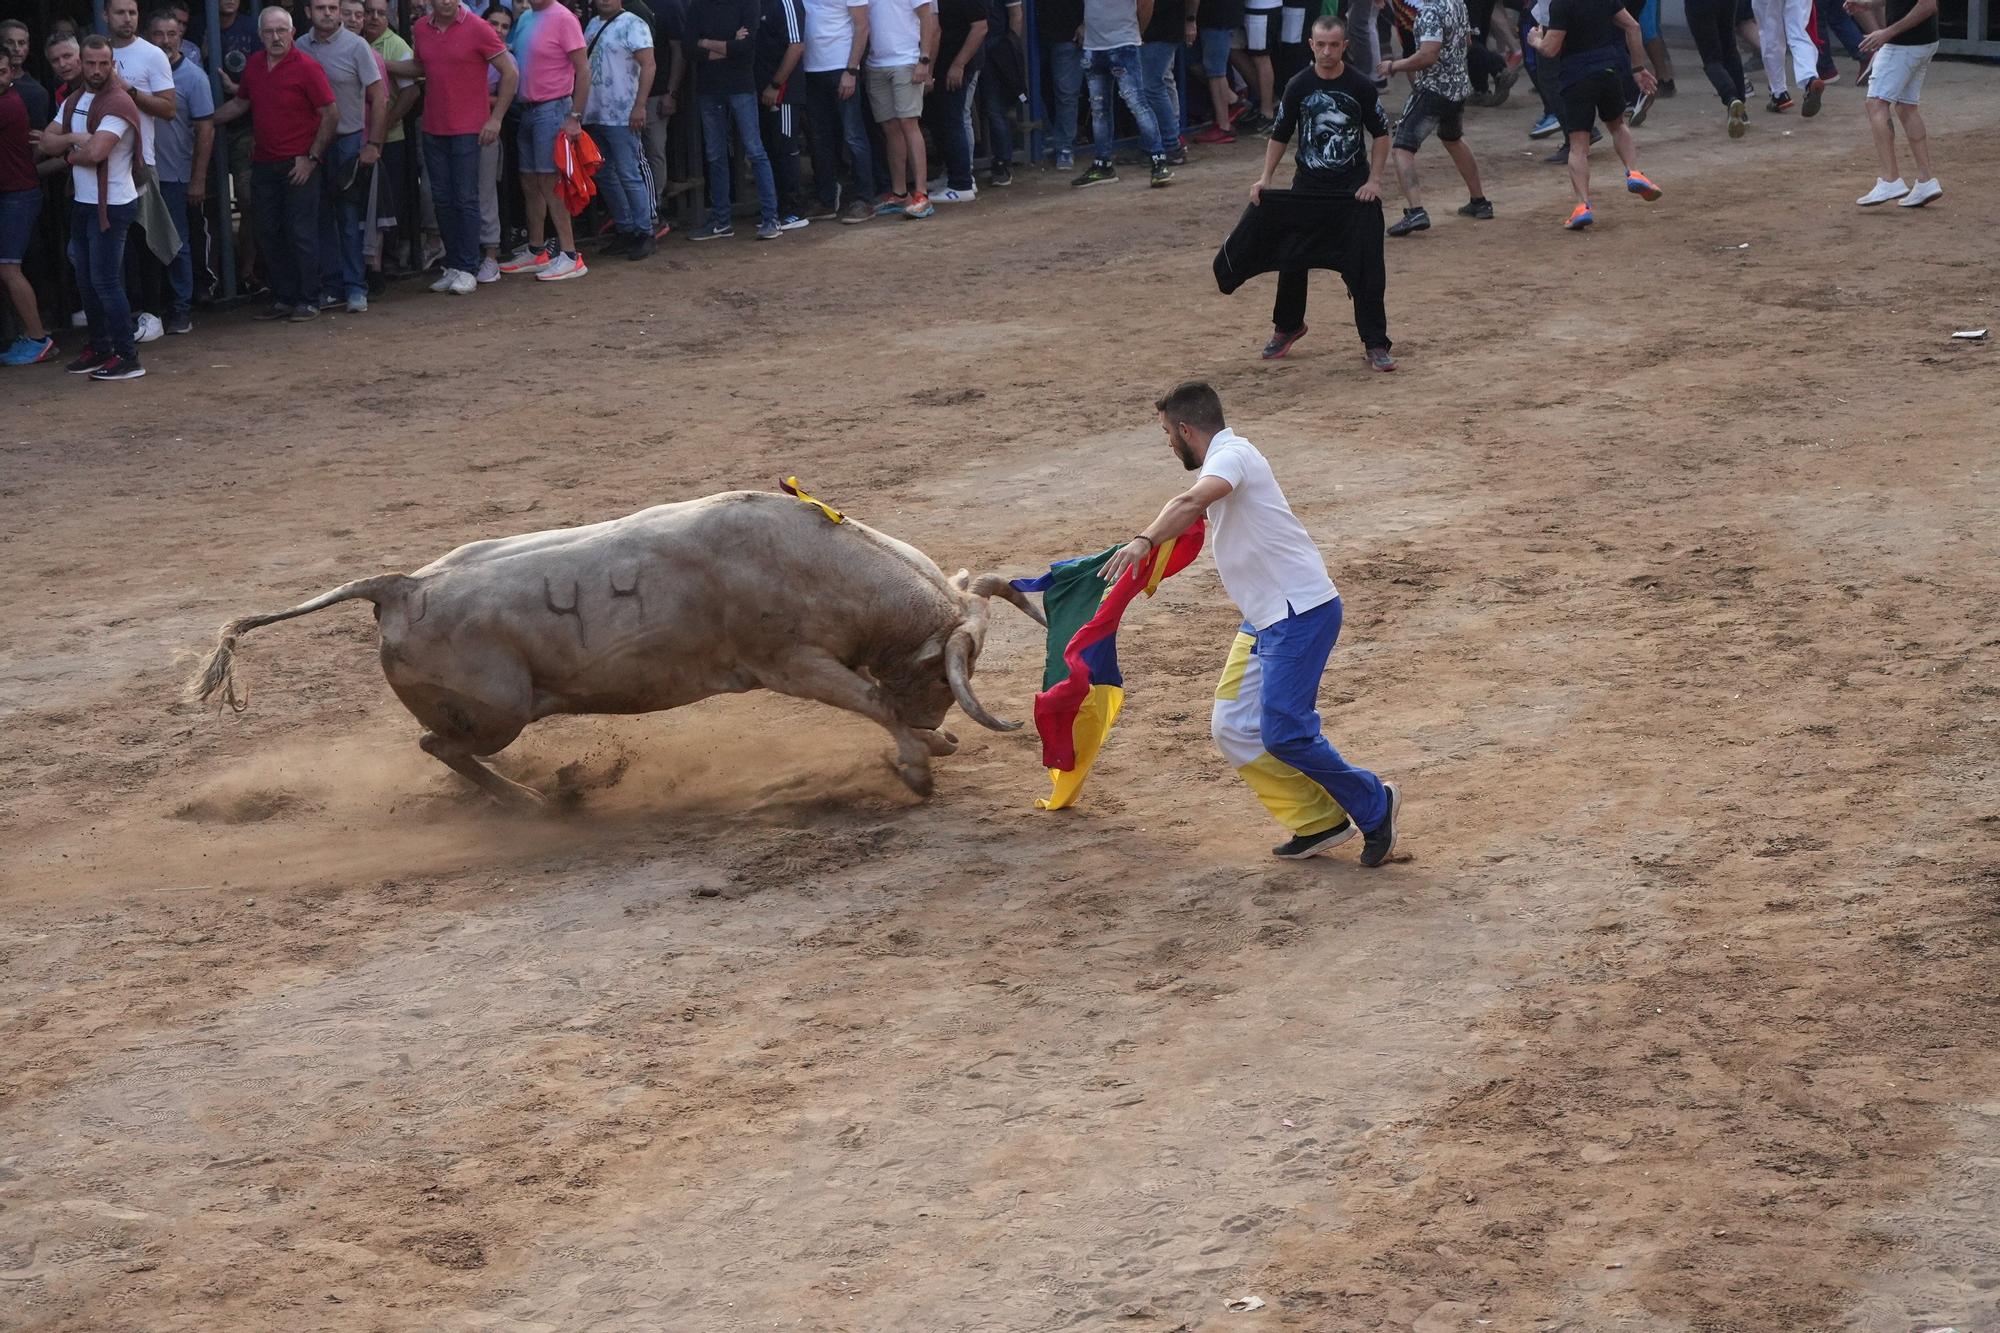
[1766, 90, 1793, 112]
[1457, 197, 1495, 220]
[1728, 98, 1749, 137]
[1899, 177, 1943, 207]
[1628, 88, 1654, 126]
[64, 348, 111, 374]
[756, 219, 784, 238]
[1659, 77, 1677, 96]
[1149, 158, 1174, 187]
[2, 334, 56, 366]
[1272, 819, 1358, 859]
[928, 187, 975, 204]
[690, 221, 735, 240]
[1565, 201, 1594, 229]
[89, 353, 145, 381]
[1072, 160, 1117, 187]
[421, 237, 445, 270]
[901, 194, 935, 219]
[165, 312, 194, 335]
[1528, 112, 1561, 138]
[1820, 67, 1841, 86]
[925, 175, 947, 194]
[653, 218, 675, 238]
[839, 199, 874, 224]
[1166, 147, 1189, 166]
[476, 257, 501, 283]
[1261, 324, 1307, 359]
[448, 268, 477, 295]
[537, 251, 587, 280]
[1491, 64, 1521, 104]
[287, 304, 318, 322]
[1625, 168, 1662, 200]
[316, 294, 343, 310]
[430, 270, 458, 292]
[627, 231, 657, 260]
[1192, 125, 1237, 144]
[779, 213, 812, 228]
[1365, 346, 1398, 372]
[133, 312, 164, 343]
[253, 301, 293, 319]
[346, 293, 368, 313]
[1055, 148, 1075, 170]
[1239, 112, 1274, 133]
[601, 232, 636, 256]
[1386, 206, 1431, 236]
[872, 194, 909, 216]
[499, 244, 553, 274]
[1357, 782, 1401, 867]
[990, 164, 1013, 187]
[808, 198, 842, 220]
[1800, 75, 1824, 117]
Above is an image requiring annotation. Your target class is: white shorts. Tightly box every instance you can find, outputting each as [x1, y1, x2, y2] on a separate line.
[1279, 5, 1307, 41]
[1244, 7, 1277, 50]
[1866, 40, 1936, 105]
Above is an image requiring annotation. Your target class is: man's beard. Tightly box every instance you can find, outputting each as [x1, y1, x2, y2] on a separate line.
[1172, 438, 1199, 471]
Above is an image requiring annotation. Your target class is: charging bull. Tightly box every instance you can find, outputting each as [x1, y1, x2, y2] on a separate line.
[188, 491, 1043, 807]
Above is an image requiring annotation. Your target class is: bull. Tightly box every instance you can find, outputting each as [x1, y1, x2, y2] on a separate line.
[187, 491, 1043, 807]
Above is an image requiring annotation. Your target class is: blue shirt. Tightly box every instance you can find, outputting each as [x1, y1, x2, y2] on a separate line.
[156, 55, 217, 182]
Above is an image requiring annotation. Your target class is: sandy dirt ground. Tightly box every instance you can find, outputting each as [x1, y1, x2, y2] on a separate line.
[3, 53, 1997, 1333]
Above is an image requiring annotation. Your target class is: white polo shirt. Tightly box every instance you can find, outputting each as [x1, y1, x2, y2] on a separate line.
[1197, 427, 1337, 631]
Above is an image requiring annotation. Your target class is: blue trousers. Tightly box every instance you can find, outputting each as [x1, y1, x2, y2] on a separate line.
[1086, 44, 1164, 161]
[589, 122, 655, 234]
[157, 178, 194, 320]
[318, 129, 365, 302]
[421, 131, 482, 274]
[252, 158, 321, 309]
[1252, 597, 1390, 832]
[802, 68, 877, 208]
[68, 199, 136, 358]
[697, 91, 778, 230]
[923, 73, 978, 190]
[1043, 39, 1083, 154]
[1140, 40, 1182, 150]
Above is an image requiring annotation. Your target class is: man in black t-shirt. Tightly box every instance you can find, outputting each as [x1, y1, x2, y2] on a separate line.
[1229, 14, 1394, 371]
[1035, 0, 1085, 166]
[1530, 0, 1659, 230]
[1848, 0, 1941, 207]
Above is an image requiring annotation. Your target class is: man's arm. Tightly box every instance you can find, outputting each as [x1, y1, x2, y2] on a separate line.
[1612, 9, 1655, 91]
[67, 124, 128, 165]
[917, 2, 939, 84]
[632, 45, 658, 123]
[1381, 37, 1441, 76]
[944, 16, 984, 88]
[1251, 131, 1285, 200]
[291, 98, 338, 181]
[1359, 124, 1387, 199]
[1137, 0, 1155, 32]
[210, 93, 251, 124]
[129, 71, 176, 120]
[566, 44, 591, 123]
[485, 48, 519, 139]
[189, 112, 215, 198]
[1859, 0, 1931, 48]
[840, 4, 868, 98]
[361, 68, 388, 163]
[1528, 22, 1563, 54]
[1100, 476, 1236, 582]
[387, 77, 421, 127]
[384, 53, 422, 76]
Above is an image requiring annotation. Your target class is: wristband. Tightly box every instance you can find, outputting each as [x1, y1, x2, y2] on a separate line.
[916, 54, 931, 63]
[1133, 534, 1154, 550]
[844, 65, 860, 74]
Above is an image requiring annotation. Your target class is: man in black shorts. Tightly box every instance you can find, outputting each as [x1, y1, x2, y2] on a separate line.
[1530, 0, 1657, 229]
[1214, 14, 1395, 372]
[1376, 0, 1491, 234]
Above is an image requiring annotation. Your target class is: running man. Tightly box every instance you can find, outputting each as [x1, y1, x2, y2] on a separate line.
[1377, 0, 1492, 234]
[1530, 0, 1658, 229]
[1100, 380, 1402, 865]
[1215, 14, 1395, 371]
[1751, 0, 1821, 113]
[1848, 0, 1939, 206]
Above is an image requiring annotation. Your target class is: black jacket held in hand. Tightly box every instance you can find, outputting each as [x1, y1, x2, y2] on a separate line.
[688, 0, 761, 94]
[1213, 189, 1387, 296]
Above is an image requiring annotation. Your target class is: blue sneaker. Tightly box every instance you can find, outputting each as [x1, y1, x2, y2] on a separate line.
[2, 335, 56, 366]
[1528, 112, 1561, 138]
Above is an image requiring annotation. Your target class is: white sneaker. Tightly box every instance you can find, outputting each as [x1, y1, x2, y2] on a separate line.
[932, 186, 977, 203]
[430, 269, 458, 292]
[536, 251, 586, 281]
[475, 257, 501, 283]
[1898, 177, 1942, 207]
[346, 293, 368, 313]
[1857, 177, 1908, 206]
[448, 269, 477, 295]
[133, 312, 164, 343]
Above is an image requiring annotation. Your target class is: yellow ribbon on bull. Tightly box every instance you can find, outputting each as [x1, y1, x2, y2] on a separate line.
[781, 477, 845, 524]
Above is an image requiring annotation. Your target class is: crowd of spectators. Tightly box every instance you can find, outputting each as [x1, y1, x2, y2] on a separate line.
[0, 0, 1921, 379]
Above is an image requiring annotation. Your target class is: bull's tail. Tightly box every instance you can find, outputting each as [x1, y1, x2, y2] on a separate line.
[187, 573, 416, 712]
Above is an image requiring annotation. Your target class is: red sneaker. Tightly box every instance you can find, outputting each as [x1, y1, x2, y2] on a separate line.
[1193, 125, 1237, 145]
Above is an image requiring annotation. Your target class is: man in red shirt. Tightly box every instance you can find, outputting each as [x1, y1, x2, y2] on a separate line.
[215, 6, 338, 320]
[0, 47, 55, 365]
[409, 0, 517, 294]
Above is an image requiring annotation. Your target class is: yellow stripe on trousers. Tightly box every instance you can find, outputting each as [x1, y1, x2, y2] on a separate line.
[1212, 630, 1348, 836]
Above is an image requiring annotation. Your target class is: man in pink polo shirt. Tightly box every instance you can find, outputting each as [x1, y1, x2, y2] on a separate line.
[410, 0, 517, 293]
[498, 0, 592, 281]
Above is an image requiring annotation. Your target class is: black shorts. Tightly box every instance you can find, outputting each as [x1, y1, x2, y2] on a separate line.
[1391, 89, 1465, 151]
[1559, 68, 1625, 134]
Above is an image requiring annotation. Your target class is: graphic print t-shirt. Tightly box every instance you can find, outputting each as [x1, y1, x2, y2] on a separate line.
[1411, 0, 1472, 102]
[1269, 63, 1387, 197]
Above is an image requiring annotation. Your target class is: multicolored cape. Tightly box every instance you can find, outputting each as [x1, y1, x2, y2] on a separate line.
[1010, 521, 1205, 810]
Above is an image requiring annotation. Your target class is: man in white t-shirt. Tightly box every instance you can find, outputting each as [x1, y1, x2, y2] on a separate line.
[42, 36, 148, 379]
[106, 0, 177, 167]
[799, 0, 877, 221]
[864, 0, 937, 217]
[584, 0, 658, 255]
[1101, 380, 1401, 863]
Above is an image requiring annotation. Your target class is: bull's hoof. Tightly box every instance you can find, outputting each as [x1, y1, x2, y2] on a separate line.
[894, 760, 936, 798]
[919, 728, 960, 757]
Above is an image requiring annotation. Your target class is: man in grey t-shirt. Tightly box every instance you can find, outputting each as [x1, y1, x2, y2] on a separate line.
[1070, 0, 1172, 188]
[297, 0, 385, 311]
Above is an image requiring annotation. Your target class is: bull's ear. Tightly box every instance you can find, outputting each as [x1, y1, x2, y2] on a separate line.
[949, 568, 971, 592]
[913, 633, 949, 668]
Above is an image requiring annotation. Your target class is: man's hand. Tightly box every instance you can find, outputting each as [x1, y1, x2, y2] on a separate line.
[479, 114, 501, 145]
[1356, 175, 1382, 201]
[562, 111, 581, 139]
[945, 62, 965, 89]
[1376, 56, 1393, 77]
[1859, 26, 1888, 51]
[837, 71, 856, 98]
[1099, 538, 1154, 584]
[760, 84, 781, 106]
[654, 91, 679, 118]
[1184, 17, 1197, 42]
[629, 102, 646, 129]
[360, 141, 381, 166]
[1250, 175, 1270, 203]
[188, 175, 207, 203]
[1635, 67, 1657, 94]
[289, 153, 317, 184]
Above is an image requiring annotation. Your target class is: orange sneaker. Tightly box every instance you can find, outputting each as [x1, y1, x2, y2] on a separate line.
[1565, 202, 1594, 229]
[1625, 169, 1663, 201]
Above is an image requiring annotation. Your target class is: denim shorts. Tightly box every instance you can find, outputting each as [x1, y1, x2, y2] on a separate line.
[1391, 88, 1465, 151]
[0, 188, 41, 266]
[1196, 26, 1233, 71]
[518, 96, 572, 173]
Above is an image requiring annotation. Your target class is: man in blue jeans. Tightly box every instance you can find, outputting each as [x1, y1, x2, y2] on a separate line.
[1100, 380, 1403, 864]
[409, 0, 516, 294]
[1138, 0, 1184, 161]
[1073, 0, 1172, 187]
[585, 0, 660, 256]
[800, 0, 879, 222]
[688, 0, 781, 238]
[298, 0, 386, 311]
[47, 38, 150, 378]
[147, 12, 214, 335]
[1035, 0, 1084, 166]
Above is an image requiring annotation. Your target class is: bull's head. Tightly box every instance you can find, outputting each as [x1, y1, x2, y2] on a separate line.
[892, 571, 1045, 735]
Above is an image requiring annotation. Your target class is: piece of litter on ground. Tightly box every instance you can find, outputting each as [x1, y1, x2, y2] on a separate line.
[1606, 1261, 1625, 1270]
[1282, 1118, 1296, 1128]
[1950, 328, 1987, 340]
[1226, 1295, 1267, 1312]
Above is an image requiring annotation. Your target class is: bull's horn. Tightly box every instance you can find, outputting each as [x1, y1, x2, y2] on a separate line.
[945, 619, 1022, 733]
[968, 572, 1048, 628]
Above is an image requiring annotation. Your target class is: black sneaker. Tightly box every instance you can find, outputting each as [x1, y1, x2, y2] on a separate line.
[89, 353, 146, 381]
[1166, 147, 1188, 166]
[65, 348, 112, 374]
[1262, 323, 1307, 359]
[1458, 197, 1494, 219]
[1072, 160, 1117, 187]
[1358, 783, 1401, 867]
[626, 231, 657, 260]
[1149, 156, 1175, 187]
[602, 231, 635, 255]
[253, 301, 293, 320]
[1272, 819, 1358, 859]
[1766, 90, 1794, 112]
[287, 304, 319, 323]
[990, 165, 1013, 187]
[1386, 206, 1431, 236]
[165, 312, 194, 335]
